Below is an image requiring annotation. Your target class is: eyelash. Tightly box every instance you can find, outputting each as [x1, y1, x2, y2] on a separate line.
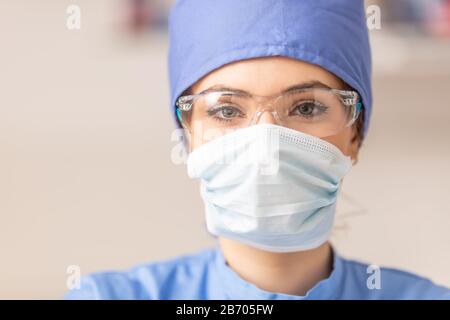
[203, 99, 328, 123]
[289, 100, 328, 118]
[206, 104, 245, 122]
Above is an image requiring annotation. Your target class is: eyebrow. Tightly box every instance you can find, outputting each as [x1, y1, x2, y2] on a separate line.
[198, 81, 332, 96]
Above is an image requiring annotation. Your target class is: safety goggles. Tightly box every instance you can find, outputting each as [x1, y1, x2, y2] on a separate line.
[176, 86, 362, 139]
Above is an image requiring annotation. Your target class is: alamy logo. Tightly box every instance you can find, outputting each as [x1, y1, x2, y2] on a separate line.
[66, 5, 81, 30]
[66, 265, 81, 290]
[366, 5, 382, 30]
[366, 264, 382, 290]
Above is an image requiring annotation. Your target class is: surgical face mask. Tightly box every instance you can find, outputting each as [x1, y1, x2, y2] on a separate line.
[187, 124, 353, 253]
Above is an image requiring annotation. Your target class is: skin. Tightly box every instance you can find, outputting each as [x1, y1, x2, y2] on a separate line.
[188, 56, 361, 296]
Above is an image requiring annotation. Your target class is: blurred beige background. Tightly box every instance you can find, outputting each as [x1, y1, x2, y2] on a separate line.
[0, 1, 449, 299]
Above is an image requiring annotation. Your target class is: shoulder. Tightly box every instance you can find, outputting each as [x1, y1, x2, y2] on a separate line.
[64, 247, 218, 300]
[338, 255, 450, 300]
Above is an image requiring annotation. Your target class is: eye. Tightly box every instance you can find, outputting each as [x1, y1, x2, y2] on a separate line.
[207, 105, 244, 120]
[290, 100, 328, 118]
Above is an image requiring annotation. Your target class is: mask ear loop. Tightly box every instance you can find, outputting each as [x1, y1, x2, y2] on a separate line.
[332, 187, 369, 239]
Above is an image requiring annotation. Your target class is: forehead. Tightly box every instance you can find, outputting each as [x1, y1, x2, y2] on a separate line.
[190, 56, 345, 96]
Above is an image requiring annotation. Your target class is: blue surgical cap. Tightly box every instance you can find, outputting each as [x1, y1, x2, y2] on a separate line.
[168, 0, 372, 137]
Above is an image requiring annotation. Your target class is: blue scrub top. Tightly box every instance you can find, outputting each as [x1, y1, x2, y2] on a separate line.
[65, 246, 450, 300]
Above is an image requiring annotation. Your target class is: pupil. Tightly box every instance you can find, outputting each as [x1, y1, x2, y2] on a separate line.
[223, 108, 234, 117]
[300, 103, 313, 115]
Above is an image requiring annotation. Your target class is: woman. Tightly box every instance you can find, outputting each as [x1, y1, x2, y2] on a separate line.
[65, 0, 450, 299]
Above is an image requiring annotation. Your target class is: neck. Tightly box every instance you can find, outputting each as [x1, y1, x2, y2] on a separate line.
[218, 238, 333, 296]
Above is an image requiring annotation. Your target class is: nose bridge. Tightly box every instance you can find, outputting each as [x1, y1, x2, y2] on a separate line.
[251, 95, 281, 125]
[248, 96, 279, 124]
[255, 104, 279, 125]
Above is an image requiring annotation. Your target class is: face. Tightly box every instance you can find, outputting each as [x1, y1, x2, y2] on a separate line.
[188, 56, 360, 161]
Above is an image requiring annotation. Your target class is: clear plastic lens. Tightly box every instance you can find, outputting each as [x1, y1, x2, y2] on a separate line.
[177, 88, 360, 138]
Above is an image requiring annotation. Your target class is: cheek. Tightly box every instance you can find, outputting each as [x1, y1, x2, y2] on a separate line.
[322, 128, 353, 156]
[188, 131, 210, 151]
[188, 132, 199, 152]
